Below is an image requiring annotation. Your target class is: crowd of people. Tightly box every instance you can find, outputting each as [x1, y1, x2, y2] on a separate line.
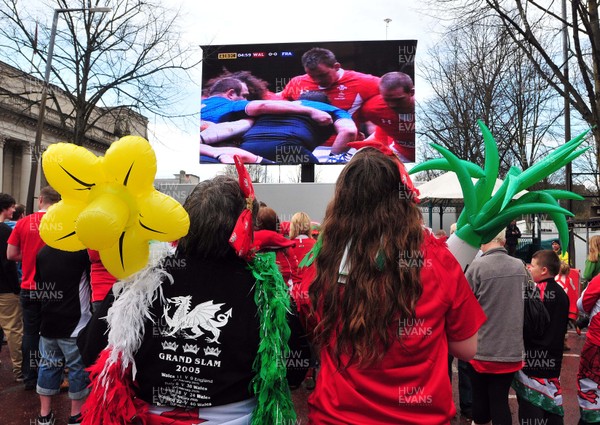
[0, 187, 116, 425]
[430, 219, 600, 424]
[4, 150, 600, 425]
[200, 47, 416, 164]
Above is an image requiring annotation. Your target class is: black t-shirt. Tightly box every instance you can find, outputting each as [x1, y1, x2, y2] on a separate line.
[523, 278, 570, 378]
[134, 254, 260, 408]
[0, 222, 19, 294]
[35, 246, 91, 338]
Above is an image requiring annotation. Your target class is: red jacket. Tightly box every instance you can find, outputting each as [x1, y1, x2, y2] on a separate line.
[579, 274, 600, 347]
[253, 230, 299, 287]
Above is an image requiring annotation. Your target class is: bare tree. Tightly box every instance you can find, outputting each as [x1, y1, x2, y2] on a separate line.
[428, 0, 599, 180]
[221, 164, 271, 183]
[418, 17, 562, 179]
[0, 0, 202, 146]
[286, 165, 322, 183]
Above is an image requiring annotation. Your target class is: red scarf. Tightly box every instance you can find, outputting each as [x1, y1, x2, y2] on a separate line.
[228, 155, 256, 259]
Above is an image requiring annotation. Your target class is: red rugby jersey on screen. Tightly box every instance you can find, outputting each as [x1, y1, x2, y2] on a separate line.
[280, 69, 380, 118]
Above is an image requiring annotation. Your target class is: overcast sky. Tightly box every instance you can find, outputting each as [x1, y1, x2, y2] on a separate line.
[149, 0, 445, 180]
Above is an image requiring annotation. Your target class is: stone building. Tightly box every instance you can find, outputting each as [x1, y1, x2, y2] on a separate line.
[0, 60, 148, 204]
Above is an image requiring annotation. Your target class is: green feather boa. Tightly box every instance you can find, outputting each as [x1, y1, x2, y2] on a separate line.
[248, 251, 296, 424]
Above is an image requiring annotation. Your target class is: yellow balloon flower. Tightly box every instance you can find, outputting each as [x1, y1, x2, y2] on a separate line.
[40, 136, 190, 279]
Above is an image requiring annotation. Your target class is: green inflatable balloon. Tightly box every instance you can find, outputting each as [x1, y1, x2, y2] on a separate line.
[410, 120, 589, 270]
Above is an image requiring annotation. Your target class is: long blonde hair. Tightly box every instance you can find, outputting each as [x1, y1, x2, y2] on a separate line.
[588, 235, 600, 262]
[289, 212, 311, 239]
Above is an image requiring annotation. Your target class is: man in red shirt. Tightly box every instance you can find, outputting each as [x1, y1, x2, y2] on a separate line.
[359, 71, 416, 162]
[7, 186, 60, 390]
[279, 47, 380, 161]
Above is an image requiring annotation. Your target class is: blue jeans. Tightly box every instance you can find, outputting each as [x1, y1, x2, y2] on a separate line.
[20, 289, 42, 386]
[37, 336, 90, 399]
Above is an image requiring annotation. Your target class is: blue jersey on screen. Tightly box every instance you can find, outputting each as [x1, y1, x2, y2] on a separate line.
[297, 100, 351, 121]
[200, 97, 250, 123]
[241, 100, 350, 150]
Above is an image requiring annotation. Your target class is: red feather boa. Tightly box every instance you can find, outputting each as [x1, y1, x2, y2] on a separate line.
[82, 348, 137, 425]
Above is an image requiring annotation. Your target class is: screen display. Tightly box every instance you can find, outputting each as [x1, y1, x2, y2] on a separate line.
[200, 40, 416, 165]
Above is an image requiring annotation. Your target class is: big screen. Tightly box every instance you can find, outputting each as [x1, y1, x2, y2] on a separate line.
[200, 40, 416, 165]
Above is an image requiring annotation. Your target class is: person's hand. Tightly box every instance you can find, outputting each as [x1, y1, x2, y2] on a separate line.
[310, 110, 333, 126]
[216, 147, 261, 164]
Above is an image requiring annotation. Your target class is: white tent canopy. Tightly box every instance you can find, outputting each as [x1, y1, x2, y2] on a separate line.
[416, 172, 526, 201]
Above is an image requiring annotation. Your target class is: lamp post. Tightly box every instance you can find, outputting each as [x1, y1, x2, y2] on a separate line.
[384, 18, 392, 40]
[562, 0, 574, 265]
[26, 6, 111, 214]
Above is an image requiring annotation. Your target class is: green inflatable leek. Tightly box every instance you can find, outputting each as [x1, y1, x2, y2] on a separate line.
[411, 120, 589, 270]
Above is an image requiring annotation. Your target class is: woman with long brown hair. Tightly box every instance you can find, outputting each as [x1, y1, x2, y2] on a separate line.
[296, 147, 486, 424]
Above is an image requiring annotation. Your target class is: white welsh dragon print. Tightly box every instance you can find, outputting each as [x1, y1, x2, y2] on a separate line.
[162, 296, 232, 343]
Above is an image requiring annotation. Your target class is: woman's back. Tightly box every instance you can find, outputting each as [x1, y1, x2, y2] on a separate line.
[298, 231, 485, 424]
[295, 148, 485, 424]
[134, 254, 259, 407]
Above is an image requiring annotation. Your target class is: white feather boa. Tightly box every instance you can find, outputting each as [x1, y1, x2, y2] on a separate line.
[100, 242, 174, 384]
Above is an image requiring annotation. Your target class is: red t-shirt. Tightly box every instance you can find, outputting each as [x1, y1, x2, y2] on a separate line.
[289, 235, 315, 264]
[359, 95, 416, 162]
[275, 249, 299, 287]
[288, 235, 316, 287]
[8, 211, 46, 290]
[296, 232, 486, 424]
[87, 249, 117, 302]
[580, 275, 600, 347]
[556, 272, 578, 320]
[280, 69, 380, 145]
[470, 359, 523, 374]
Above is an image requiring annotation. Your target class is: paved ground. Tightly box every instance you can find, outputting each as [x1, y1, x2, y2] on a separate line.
[0, 329, 587, 424]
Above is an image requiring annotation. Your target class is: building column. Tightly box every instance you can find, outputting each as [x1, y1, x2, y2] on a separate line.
[0, 135, 5, 192]
[20, 143, 32, 207]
